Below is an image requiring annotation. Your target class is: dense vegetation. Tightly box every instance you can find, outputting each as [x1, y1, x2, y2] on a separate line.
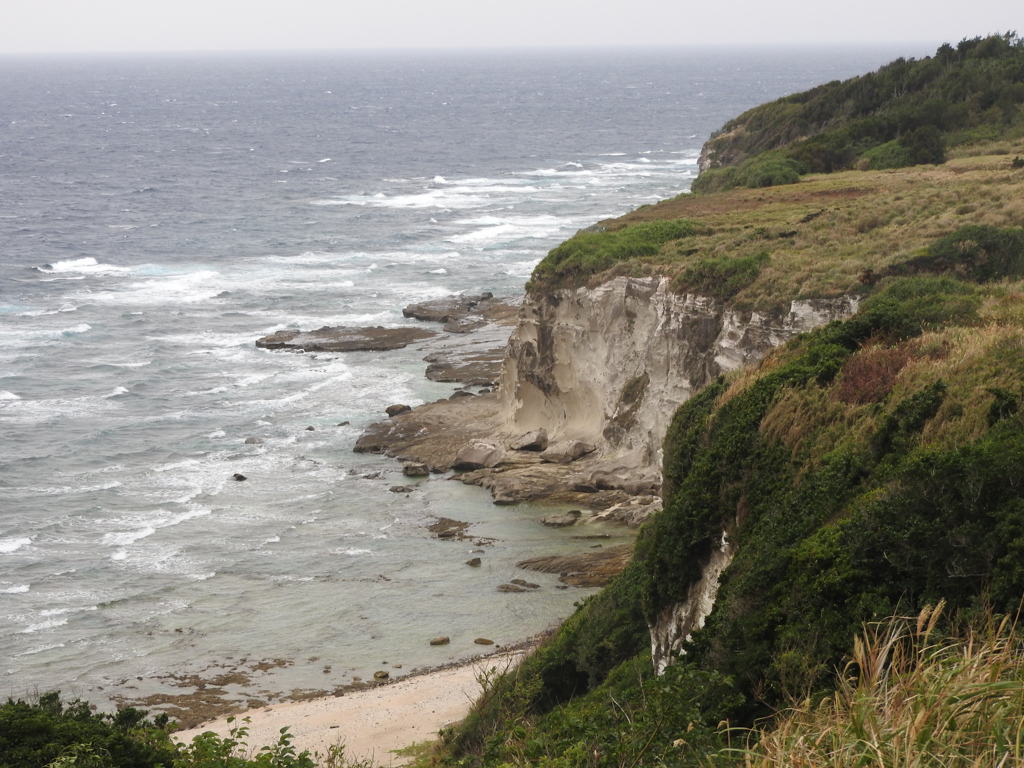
[693, 32, 1024, 192]
[0, 694, 354, 768]
[436, 249, 1024, 768]
[432, 38, 1024, 767]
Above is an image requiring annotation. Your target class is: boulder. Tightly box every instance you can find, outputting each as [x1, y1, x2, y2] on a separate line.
[232, 473, 247, 481]
[373, 670, 389, 680]
[449, 390, 475, 399]
[389, 485, 413, 494]
[540, 510, 582, 527]
[509, 428, 548, 452]
[465, 557, 482, 567]
[402, 292, 494, 323]
[510, 579, 540, 589]
[429, 636, 450, 646]
[385, 404, 412, 417]
[540, 440, 596, 464]
[402, 462, 430, 477]
[591, 469, 661, 496]
[244, 437, 263, 445]
[474, 638, 495, 645]
[453, 441, 506, 470]
[496, 583, 526, 593]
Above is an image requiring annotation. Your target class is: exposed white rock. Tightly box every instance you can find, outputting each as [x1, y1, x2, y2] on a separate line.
[649, 531, 735, 674]
[497, 276, 857, 475]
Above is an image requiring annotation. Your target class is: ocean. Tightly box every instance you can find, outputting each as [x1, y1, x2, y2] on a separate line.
[0, 44, 926, 716]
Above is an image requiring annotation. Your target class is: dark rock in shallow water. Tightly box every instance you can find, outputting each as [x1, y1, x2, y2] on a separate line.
[497, 583, 527, 593]
[424, 348, 504, 387]
[429, 636, 450, 646]
[474, 638, 495, 645]
[389, 485, 413, 494]
[466, 557, 482, 567]
[540, 510, 582, 527]
[373, 670, 389, 680]
[256, 325, 437, 353]
[402, 293, 494, 324]
[402, 462, 430, 477]
[244, 437, 263, 445]
[518, 544, 633, 588]
[385, 404, 412, 417]
[232, 473, 247, 481]
[450, 390, 475, 399]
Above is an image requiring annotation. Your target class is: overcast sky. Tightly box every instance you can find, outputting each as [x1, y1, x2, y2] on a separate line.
[0, 0, 1019, 55]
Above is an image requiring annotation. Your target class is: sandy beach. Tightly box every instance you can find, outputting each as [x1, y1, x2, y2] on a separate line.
[173, 651, 524, 766]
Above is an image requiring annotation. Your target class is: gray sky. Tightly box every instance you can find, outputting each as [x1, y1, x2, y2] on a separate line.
[0, 0, 1019, 55]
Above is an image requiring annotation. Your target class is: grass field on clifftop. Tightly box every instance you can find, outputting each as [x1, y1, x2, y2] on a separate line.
[530, 141, 1024, 313]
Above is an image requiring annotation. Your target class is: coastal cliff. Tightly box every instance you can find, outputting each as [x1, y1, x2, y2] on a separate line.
[498, 277, 857, 472]
[356, 278, 856, 511]
[435, 35, 1024, 768]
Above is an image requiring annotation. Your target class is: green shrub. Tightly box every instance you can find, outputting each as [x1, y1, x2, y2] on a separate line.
[0, 693, 176, 768]
[861, 139, 915, 169]
[891, 224, 1024, 282]
[530, 219, 704, 288]
[673, 251, 770, 301]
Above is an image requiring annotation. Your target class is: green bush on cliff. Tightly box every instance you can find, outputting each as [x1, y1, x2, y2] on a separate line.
[691, 153, 805, 194]
[696, 33, 1024, 191]
[439, 268, 1024, 765]
[528, 218, 704, 289]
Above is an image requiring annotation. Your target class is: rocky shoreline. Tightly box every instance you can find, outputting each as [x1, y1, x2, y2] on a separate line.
[260, 290, 656, 583]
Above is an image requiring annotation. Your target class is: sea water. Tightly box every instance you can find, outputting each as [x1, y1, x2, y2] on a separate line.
[0, 45, 925, 714]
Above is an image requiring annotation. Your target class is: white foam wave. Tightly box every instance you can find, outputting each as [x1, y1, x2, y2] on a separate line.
[68, 269, 226, 307]
[0, 390, 20, 400]
[60, 323, 91, 335]
[37, 257, 129, 274]
[0, 537, 31, 554]
[428, 268, 448, 274]
[341, 548, 371, 556]
[446, 214, 565, 246]
[21, 617, 68, 633]
[102, 527, 156, 547]
[104, 386, 129, 398]
[16, 642, 65, 656]
[2, 585, 30, 594]
[18, 303, 78, 317]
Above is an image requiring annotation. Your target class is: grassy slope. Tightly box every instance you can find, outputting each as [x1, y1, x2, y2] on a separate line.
[531, 145, 1024, 310]
[432, 141, 1024, 767]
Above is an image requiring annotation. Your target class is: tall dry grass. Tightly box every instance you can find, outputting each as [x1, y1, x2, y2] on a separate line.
[731, 602, 1024, 768]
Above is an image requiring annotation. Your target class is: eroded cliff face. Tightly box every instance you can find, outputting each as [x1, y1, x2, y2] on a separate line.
[496, 277, 857, 672]
[497, 276, 858, 475]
